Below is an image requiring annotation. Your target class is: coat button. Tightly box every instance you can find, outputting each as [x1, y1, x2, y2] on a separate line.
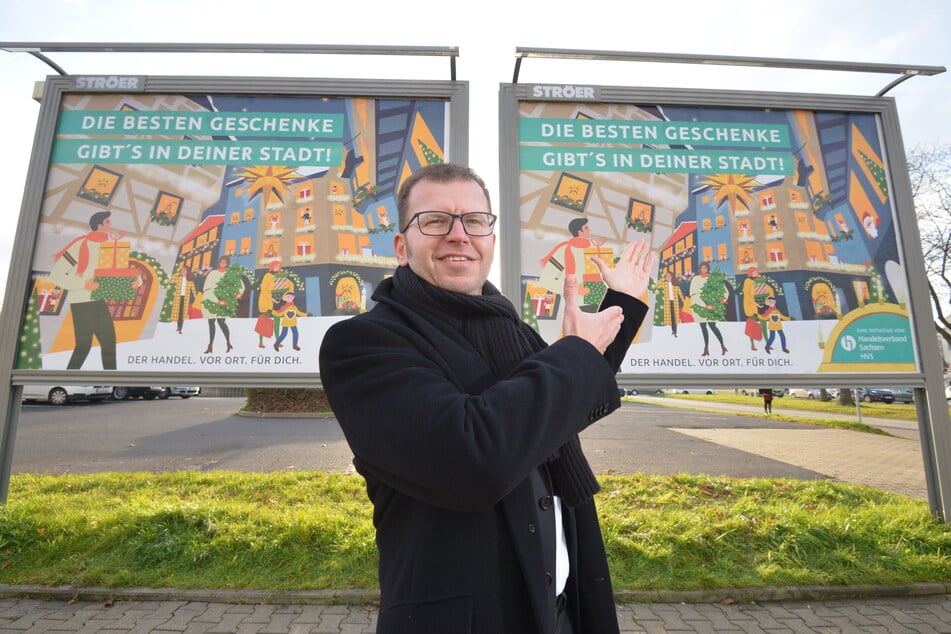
[528, 523, 536, 533]
[545, 572, 553, 586]
[538, 495, 553, 511]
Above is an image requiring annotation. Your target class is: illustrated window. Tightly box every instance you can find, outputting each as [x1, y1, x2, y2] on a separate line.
[550, 173, 591, 212]
[627, 199, 654, 231]
[150, 192, 182, 226]
[77, 166, 123, 206]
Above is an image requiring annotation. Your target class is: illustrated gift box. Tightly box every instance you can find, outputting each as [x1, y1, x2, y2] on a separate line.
[270, 274, 293, 302]
[582, 246, 613, 308]
[582, 245, 614, 282]
[91, 240, 138, 301]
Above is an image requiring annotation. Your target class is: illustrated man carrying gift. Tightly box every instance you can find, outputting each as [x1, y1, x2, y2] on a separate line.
[49, 211, 141, 369]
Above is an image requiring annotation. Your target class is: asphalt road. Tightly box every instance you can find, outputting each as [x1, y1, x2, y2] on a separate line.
[10, 396, 824, 481]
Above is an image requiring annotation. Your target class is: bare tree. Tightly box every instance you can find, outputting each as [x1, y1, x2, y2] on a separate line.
[909, 143, 951, 349]
[834, 145, 951, 406]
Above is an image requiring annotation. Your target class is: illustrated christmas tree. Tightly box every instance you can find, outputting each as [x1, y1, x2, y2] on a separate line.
[692, 267, 729, 321]
[159, 281, 175, 322]
[15, 288, 42, 369]
[652, 281, 666, 326]
[203, 265, 245, 317]
[859, 151, 889, 197]
[417, 140, 444, 165]
[868, 265, 885, 303]
[521, 290, 541, 334]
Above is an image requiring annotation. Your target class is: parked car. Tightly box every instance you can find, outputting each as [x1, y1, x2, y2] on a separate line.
[739, 388, 784, 397]
[666, 388, 716, 395]
[888, 387, 915, 404]
[623, 388, 663, 396]
[946, 385, 951, 402]
[857, 388, 895, 404]
[111, 386, 166, 400]
[163, 386, 201, 399]
[787, 388, 838, 400]
[22, 384, 112, 406]
[787, 388, 820, 399]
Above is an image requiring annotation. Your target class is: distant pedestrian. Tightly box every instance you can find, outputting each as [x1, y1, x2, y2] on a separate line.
[759, 388, 773, 414]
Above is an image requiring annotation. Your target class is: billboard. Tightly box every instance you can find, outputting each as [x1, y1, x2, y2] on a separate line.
[500, 84, 930, 384]
[7, 76, 467, 383]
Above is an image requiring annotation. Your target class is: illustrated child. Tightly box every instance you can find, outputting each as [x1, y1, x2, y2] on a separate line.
[274, 291, 308, 351]
[760, 296, 792, 354]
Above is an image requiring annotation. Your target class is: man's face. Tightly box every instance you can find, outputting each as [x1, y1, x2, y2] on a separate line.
[395, 178, 495, 296]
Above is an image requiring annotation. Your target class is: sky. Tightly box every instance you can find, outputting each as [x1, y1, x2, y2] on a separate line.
[0, 0, 948, 304]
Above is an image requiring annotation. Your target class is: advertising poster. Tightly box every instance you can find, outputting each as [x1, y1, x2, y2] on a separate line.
[15, 88, 453, 375]
[514, 96, 919, 376]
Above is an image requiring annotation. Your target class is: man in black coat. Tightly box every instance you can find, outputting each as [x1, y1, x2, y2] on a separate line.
[319, 163, 653, 633]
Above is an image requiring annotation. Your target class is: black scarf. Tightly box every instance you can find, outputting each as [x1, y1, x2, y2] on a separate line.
[391, 265, 600, 507]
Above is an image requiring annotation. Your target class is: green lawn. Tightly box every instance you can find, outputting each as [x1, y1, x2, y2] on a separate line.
[2, 471, 950, 593]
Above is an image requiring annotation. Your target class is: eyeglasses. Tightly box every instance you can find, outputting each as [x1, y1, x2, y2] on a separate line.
[401, 211, 497, 236]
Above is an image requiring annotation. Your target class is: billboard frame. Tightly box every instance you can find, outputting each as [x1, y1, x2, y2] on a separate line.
[499, 82, 951, 519]
[0, 73, 469, 501]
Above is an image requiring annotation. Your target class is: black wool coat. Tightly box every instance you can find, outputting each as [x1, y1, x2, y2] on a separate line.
[319, 279, 647, 634]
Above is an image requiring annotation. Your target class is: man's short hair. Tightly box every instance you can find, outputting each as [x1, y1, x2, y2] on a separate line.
[396, 163, 492, 232]
[568, 218, 588, 237]
[89, 211, 111, 231]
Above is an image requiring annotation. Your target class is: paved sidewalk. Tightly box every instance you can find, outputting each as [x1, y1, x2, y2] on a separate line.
[3, 590, 951, 633]
[628, 394, 930, 500]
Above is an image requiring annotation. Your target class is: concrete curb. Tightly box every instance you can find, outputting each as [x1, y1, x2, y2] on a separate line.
[0, 585, 377, 606]
[613, 582, 951, 604]
[3, 582, 950, 606]
[235, 410, 335, 419]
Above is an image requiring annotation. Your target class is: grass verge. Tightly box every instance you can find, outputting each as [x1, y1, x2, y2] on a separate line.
[667, 392, 922, 422]
[630, 396, 890, 435]
[2, 471, 950, 593]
